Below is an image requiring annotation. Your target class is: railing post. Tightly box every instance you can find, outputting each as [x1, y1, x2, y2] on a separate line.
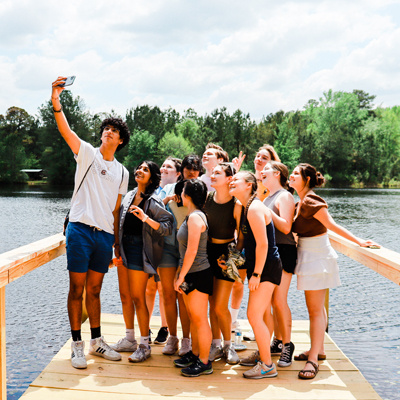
[0, 286, 6, 400]
[324, 289, 329, 333]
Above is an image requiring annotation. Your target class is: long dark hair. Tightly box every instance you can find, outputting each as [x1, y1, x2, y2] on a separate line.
[183, 179, 208, 209]
[135, 161, 161, 197]
[297, 163, 325, 188]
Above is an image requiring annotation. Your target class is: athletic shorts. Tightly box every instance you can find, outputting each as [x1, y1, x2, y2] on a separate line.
[277, 243, 297, 274]
[66, 222, 114, 274]
[184, 267, 214, 296]
[246, 258, 282, 285]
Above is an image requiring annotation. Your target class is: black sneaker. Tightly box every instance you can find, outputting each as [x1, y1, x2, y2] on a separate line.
[277, 342, 295, 367]
[270, 338, 283, 355]
[181, 358, 213, 377]
[154, 327, 169, 344]
[148, 329, 152, 344]
[174, 351, 197, 368]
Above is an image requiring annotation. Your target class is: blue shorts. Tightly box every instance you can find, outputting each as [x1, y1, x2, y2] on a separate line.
[66, 222, 114, 274]
[158, 243, 179, 268]
[122, 235, 144, 271]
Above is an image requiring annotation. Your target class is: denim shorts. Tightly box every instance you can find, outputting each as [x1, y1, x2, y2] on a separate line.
[66, 222, 114, 274]
[122, 234, 144, 271]
[158, 243, 180, 268]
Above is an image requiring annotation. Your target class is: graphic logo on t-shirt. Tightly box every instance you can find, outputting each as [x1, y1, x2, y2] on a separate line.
[101, 170, 106, 175]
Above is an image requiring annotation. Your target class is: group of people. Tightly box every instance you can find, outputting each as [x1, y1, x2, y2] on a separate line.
[52, 77, 378, 381]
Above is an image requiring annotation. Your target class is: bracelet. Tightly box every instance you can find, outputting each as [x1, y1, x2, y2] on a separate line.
[142, 215, 149, 223]
[53, 105, 62, 113]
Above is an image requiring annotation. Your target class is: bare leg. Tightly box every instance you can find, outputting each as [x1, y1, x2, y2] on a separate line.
[117, 265, 135, 329]
[213, 278, 234, 341]
[302, 289, 326, 377]
[209, 278, 221, 340]
[184, 290, 212, 365]
[178, 293, 190, 338]
[158, 267, 178, 336]
[128, 270, 150, 337]
[247, 281, 276, 365]
[68, 271, 87, 330]
[85, 269, 105, 328]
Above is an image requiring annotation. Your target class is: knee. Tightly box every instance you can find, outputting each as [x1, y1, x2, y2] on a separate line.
[214, 303, 228, 320]
[120, 291, 132, 306]
[69, 284, 84, 300]
[86, 284, 102, 298]
[162, 289, 177, 305]
[146, 285, 157, 297]
[131, 293, 146, 307]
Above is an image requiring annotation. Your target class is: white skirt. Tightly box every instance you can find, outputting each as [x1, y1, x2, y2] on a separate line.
[295, 234, 341, 291]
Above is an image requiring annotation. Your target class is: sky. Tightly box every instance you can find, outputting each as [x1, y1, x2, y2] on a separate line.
[2, 0, 400, 120]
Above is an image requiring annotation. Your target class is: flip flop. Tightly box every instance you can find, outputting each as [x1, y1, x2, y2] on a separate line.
[294, 352, 326, 361]
[298, 360, 319, 380]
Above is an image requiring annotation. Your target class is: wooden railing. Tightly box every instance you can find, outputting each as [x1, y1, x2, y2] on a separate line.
[0, 232, 399, 399]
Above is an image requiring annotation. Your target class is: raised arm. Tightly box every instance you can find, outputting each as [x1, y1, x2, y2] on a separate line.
[314, 207, 379, 247]
[51, 76, 81, 155]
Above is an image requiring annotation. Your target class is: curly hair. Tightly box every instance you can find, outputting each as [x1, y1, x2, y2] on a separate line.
[99, 117, 130, 152]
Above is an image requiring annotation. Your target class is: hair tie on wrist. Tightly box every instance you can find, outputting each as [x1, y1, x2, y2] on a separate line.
[53, 105, 63, 113]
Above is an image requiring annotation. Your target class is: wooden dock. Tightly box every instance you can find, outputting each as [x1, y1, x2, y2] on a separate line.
[20, 314, 382, 400]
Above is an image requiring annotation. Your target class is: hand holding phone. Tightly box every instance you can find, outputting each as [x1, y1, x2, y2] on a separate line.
[57, 76, 76, 87]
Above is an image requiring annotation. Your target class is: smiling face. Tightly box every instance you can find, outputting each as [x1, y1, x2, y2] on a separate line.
[101, 125, 123, 148]
[202, 149, 221, 171]
[229, 172, 251, 197]
[254, 149, 272, 172]
[210, 165, 231, 189]
[135, 162, 152, 187]
[289, 166, 307, 192]
[261, 163, 279, 187]
[160, 159, 180, 185]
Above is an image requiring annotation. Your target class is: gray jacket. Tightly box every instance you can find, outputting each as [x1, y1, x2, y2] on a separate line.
[119, 188, 173, 275]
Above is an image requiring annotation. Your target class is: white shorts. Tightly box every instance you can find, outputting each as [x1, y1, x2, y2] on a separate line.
[295, 234, 341, 291]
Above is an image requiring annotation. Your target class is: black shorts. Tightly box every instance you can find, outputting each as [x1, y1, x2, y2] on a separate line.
[184, 267, 214, 296]
[277, 244, 297, 274]
[246, 258, 282, 286]
[207, 241, 235, 282]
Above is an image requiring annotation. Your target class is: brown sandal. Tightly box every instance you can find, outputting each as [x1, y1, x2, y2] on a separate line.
[298, 360, 319, 380]
[294, 352, 326, 361]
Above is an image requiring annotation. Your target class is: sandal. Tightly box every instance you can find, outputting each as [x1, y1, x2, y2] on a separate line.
[298, 360, 319, 380]
[294, 352, 326, 361]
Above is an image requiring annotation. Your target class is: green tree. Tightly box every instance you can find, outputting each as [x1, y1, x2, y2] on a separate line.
[157, 132, 194, 161]
[0, 107, 38, 182]
[124, 130, 157, 179]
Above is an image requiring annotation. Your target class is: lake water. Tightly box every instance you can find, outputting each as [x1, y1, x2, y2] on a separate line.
[1, 185, 399, 400]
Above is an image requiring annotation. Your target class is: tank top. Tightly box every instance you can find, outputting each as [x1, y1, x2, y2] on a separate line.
[177, 210, 210, 273]
[241, 199, 280, 265]
[263, 189, 296, 245]
[204, 192, 236, 240]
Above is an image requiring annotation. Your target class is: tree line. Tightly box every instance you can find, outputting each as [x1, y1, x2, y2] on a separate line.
[1, 89, 399, 186]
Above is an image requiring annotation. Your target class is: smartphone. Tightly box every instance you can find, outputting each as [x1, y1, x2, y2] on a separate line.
[58, 76, 76, 87]
[179, 281, 194, 294]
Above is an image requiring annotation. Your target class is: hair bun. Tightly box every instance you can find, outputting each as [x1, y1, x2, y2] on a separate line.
[316, 171, 325, 187]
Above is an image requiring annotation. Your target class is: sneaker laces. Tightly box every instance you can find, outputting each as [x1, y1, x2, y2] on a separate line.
[280, 345, 291, 363]
[74, 343, 84, 358]
[271, 338, 280, 348]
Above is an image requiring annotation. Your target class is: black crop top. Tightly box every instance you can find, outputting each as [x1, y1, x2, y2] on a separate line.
[123, 198, 145, 235]
[204, 192, 236, 240]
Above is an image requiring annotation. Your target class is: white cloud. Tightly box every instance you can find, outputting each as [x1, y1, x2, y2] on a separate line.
[1, 0, 400, 119]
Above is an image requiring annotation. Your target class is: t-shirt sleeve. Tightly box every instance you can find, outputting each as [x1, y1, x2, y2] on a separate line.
[119, 166, 129, 195]
[75, 140, 95, 167]
[301, 194, 328, 218]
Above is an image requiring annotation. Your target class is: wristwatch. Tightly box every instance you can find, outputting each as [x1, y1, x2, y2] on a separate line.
[252, 272, 260, 278]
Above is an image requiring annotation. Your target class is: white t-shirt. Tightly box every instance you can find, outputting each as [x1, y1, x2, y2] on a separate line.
[69, 141, 129, 234]
[199, 174, 214, 192]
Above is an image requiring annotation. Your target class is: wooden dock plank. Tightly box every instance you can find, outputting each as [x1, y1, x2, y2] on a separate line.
[20, 315, 382, 400]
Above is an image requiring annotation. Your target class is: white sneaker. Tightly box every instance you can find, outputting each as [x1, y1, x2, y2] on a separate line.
[178, 338, 192, 356]
[110, 337, 138, 352]
[71, 340, 87, 369]
[209, 343, 223, 362]
[162, 336, 179, 355]
[89, 336, 122, 361]
[129, 344, 151, 363]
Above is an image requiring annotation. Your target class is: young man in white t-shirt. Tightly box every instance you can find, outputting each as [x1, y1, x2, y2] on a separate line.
[200, 143, 229, 191]
[52, 77, 130, 369]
